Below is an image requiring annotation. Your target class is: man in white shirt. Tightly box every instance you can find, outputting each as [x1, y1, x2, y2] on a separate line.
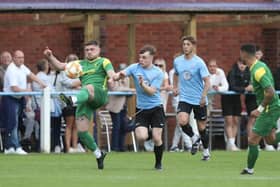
[1, 50, 46, 155]
[207, 59, 229, 110]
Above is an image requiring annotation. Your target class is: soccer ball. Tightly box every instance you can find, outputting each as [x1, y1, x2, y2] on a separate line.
[65, 60, 83, 79]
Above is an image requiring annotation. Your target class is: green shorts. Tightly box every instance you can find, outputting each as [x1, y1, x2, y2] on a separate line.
[76, 86, 108, 120]
[253, 106, 280, 136]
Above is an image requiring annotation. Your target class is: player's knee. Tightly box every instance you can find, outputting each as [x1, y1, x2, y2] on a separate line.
[178, 118, 188, 126]
[76, 116, 89, 131]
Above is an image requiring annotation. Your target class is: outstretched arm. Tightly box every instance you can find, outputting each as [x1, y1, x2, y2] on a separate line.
[43, 47, 67, 71]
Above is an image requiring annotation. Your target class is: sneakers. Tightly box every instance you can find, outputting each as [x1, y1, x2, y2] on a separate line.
[191, 137, 200, 155]
[54, 146, 61, 153]
[59, 93, 73, 106]
[201, 148, 210, 161]
[154, 163, 163, 171]
[77, 143, 86, 153]
[96, 151, 107, 170]
[226, 143, 240, 151]
[4, 147, 15, 154]
[169, 146, 180, 152]
[144, 139, 154, 152]
[15, 147, 28, 155]
[240, 168, 254, 175]
[264, 145, 275, 151]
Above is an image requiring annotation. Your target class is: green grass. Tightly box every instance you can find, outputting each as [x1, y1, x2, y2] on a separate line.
[0, 151, 279, 187]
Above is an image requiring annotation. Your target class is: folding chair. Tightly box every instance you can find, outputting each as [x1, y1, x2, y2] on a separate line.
[98, 110, 137, 152]
[207, 109, 225, 151]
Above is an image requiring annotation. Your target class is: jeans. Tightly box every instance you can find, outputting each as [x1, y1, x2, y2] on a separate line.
[110, 108, 127, 151]
[5, 101, 21, 149]
[51, 116, 61, 151]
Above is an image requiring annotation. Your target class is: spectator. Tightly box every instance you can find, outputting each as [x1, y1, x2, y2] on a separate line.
[0, 51, 12, 92]
[207, 59, 229, 110]
[32, 59, 62, 153]
[1, 50, 46, 155]
[55, 54, 82, 153]
[222, 58, 253, 151]
[153, 58, 172, 111]
[21, 86, 40, 152]
[106, 63, 135, 152]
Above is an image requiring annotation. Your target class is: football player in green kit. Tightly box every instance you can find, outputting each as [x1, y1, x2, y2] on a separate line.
[44, 41, 115, 170]
[240, 44, 280, 175]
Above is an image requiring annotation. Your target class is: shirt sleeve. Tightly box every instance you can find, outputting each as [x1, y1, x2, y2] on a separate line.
[218, 69, 229, 92]
[254, 67, 272, 89]
[173, 59, 179, 75]
[124, 64, 136, 77]
[102, 58, 114, 72]
[199, 61, 210, 79]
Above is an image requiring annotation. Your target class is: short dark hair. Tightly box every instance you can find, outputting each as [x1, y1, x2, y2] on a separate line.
[139, 45, 157, 55]
[37, 59, 48, 71]
[84, 40, 100, 47]
[240, 44, 256, 56]
[181, 36, 197, 45]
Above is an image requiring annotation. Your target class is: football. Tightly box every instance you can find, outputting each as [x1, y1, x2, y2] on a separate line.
[65, 60, 83, 79]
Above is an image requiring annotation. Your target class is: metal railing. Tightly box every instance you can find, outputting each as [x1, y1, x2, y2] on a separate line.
[0, 88, 134, 153]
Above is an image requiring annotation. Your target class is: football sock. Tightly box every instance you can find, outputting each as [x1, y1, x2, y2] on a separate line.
[247, 144, 259, 169]
[94, 149, 102, 158]
[78, 131, 97, 152]
[181, 124, 194, 137]
[199, 129, 209, 149]
[76, 88, 89, 104]
[154, 144, 163, 165]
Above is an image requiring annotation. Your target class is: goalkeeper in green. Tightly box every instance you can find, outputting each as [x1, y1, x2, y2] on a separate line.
[240, 44, 280, 175]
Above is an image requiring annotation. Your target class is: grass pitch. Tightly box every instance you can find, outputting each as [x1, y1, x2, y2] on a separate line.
[0, 151, 279, 187]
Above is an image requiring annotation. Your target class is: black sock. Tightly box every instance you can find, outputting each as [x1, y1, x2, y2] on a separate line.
[181, 124, 194, 137]
[154, 144, 163, 165]
[146, 129, 152, 141]
[199, 129, 209, 149]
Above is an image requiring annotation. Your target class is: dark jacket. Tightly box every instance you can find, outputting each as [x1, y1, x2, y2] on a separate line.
[227, 63, 251, 93]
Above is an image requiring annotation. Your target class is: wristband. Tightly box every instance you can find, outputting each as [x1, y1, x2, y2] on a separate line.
[257, 105, 264, 113]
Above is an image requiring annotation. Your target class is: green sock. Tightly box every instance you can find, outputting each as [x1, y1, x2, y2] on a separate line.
[247, 145, 259, 169]
[76, 88, 89, 104]
[275, 132, 280, 144]
[78, 131, 97, 151]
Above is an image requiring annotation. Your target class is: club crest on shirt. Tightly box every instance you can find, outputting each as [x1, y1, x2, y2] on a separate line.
[183, 71, 192, 80]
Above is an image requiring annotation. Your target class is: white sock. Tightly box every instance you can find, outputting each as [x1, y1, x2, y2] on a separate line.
[246, 168, 254, 173]
[203, 148, 210, 156]
[71, 96, 77, 104]
[191, 134, 199, 143]
[94, 149, 101, 158]
[229, 138, 235, 145]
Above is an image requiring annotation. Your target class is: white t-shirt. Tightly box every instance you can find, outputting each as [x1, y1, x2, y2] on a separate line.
[209, 68, 229, 92]
[4, 62, 31, 92]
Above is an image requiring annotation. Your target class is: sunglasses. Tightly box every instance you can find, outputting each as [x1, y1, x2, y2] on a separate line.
[154, 64, 163, 68]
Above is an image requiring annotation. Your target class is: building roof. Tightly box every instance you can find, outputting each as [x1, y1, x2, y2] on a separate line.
[0, 0, 280, 13]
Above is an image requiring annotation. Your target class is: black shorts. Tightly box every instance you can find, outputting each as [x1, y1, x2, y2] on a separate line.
[135, 105, 165, 129]
[62, 106, 77, 117]
[221, 95, 241, 116]
[245, 94, 257, 115]
[177, 101, 207, 121]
